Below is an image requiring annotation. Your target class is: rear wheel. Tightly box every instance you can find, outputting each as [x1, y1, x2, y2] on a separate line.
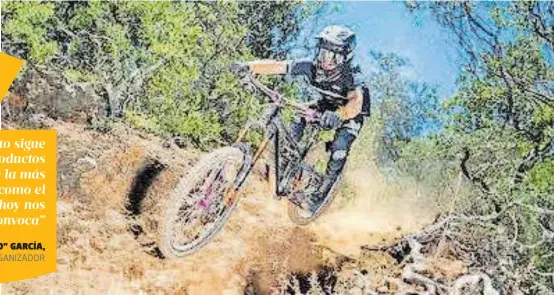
[160, 146, 247, 258]
[287, 169, 343, 226]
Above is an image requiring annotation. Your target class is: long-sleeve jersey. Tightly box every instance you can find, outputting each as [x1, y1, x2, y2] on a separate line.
[286, 59, 357, 107]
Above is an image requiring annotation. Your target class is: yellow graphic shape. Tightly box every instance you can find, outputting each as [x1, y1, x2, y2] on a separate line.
[0, 53, 24, 102]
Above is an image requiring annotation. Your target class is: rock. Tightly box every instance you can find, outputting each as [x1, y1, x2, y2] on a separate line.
[57, 200, 73, 216]
[243, 283, 257, 295]
[28, 113, 48, 126]
[353, 274, 369, 289]
[76, 156, 97, 171]
[173, 136, 187, 148]
[348, 287, 363, 295]
[105, 209, 126, 225]
[376, 286, 388, 293]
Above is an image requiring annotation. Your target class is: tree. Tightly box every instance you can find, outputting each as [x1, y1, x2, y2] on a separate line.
[237, 2, 321, 60]
[1, 1, 315, 148]
[406, 2, 554, 292]
[359, 51, 441, 179]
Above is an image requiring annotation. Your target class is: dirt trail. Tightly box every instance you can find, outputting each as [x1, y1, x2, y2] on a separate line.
[312, 165, 436, 258]
[4, 120, 441, 295]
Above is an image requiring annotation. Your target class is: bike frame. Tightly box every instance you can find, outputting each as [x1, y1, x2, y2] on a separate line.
[232, 76, 322, 198]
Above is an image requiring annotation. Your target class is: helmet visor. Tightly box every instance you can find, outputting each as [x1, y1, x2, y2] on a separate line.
[316, 48, 345, 71]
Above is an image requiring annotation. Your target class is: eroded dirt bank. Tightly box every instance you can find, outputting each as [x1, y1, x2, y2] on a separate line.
[4, 120, 464, 295]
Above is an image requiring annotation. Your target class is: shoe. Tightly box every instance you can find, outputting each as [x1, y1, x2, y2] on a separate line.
[301, 192, 325, 214]
[290, 175, 338, 214]
[288, 190, 323, 214]
[303, 175, 338, 213]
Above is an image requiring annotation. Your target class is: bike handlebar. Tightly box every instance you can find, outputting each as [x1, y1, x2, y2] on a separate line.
[241, 74, 308, 109]
[241, 73, 320, 122]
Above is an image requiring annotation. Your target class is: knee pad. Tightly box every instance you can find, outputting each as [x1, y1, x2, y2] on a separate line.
[331, 150, 347, 161]
[342, 120, 362, 137]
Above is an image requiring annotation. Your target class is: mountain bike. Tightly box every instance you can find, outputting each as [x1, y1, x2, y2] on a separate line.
[160, 74, 344, 258]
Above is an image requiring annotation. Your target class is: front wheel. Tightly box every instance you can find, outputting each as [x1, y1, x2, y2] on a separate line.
[160, 146, 248, 258]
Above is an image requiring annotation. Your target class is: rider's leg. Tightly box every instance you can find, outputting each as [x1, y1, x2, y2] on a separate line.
[303, 115, 364, 212]
[327, 117, 363, 178]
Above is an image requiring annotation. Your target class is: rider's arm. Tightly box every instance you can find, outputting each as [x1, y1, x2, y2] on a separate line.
[246, 59, 314, 76]
[246, 60, 288, 75]
[337, 87, 364, 121]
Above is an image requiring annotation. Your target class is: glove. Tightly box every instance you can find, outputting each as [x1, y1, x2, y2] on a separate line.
[229, 62, 249, 76]
[320, 111, 341, 130]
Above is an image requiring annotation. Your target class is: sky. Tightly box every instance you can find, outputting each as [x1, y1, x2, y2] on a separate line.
[295, 2, 463, 99]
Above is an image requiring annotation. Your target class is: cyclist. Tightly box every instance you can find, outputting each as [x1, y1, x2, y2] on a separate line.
[231, 25, 371, 213]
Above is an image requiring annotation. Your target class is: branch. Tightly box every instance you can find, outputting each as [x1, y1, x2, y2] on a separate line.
[463, 2, 495, 38]
[121, 58, 166, 108]
[401, 238, 448, 294]
[460, 147, 491, 194]
[128, 58, 166, 82]
[514, 140, 554, 184]
[521, 204, 554, 216]
[528, 3, 554, 47]
[451, 273, 500, 295]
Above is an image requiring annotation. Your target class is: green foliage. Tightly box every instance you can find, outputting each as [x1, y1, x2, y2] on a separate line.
[2, 2, 57, 63]
[529, 160, 554, 194]
[2, 1, 313, 149]
[407, 1, 554, 292]
[238, 2, 321, 59]
[359, 51, 442, 179]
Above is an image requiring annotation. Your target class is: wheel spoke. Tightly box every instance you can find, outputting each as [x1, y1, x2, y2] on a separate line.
[168, 157, 242, 250]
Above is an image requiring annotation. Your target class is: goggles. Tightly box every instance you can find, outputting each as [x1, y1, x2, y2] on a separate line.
[315, 47, 346, 71]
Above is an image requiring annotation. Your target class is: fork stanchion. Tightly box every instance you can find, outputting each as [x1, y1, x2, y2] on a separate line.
[234, 124, 250, 144]
[251, 137, 270, 165]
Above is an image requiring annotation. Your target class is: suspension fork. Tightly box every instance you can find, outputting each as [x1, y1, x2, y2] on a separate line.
[232, 120, 271, 188]
[274, 129, 282, 197]
[234, 120, 271, 165]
